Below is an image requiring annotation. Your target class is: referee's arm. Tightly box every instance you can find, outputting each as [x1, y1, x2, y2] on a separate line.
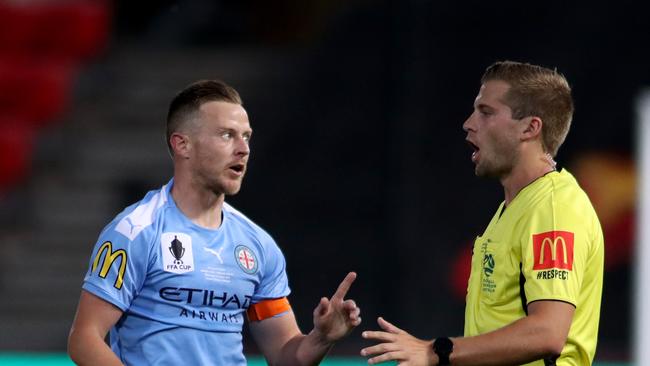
[447, 300, 574, 365]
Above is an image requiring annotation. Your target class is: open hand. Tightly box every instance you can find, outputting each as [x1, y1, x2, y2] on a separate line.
[361, 317, 435, 365]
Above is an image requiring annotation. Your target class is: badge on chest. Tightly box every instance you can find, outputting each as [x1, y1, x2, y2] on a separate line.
[161, 232, 195, 274]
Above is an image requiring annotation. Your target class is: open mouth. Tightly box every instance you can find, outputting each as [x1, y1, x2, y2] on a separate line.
[228, 163, 245, 174]
[467, 140, 480, 162]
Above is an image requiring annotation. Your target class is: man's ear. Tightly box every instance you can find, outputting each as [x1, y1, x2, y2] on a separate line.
[521, 116, 543, 142]
[170, 132, 191, 159]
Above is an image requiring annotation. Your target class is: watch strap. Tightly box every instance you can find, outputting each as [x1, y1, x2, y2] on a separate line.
[433, 337, 453, 365]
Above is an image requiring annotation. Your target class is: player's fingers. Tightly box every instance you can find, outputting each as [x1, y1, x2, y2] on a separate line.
[350, 316, 362, 326]
[348, 306, 361, 327]
[331, 272, 356, 301]
[361, 330, 396, 342]
[313, 297, 330, 317]
[342, 299, 357, 311]
[348, 306, 361, 320]
[378, 316, 403, 334]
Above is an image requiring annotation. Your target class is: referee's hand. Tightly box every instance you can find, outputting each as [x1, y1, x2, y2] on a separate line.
[361, 317, 436, 366]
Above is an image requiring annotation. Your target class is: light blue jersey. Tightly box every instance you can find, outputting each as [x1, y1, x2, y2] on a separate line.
[82, 180, 291, 365]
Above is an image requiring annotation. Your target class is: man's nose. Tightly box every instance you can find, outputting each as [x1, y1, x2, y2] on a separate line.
[235, 137, 250, 155]
[462, 113, 474, 132]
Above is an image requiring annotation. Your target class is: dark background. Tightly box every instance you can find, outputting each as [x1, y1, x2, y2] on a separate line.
[1, 0, 646, 362]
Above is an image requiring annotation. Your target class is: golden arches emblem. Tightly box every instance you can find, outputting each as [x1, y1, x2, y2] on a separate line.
[538, 236, 569, 265]
[92, 241, 127, 289]
[532, 231, 574, 270]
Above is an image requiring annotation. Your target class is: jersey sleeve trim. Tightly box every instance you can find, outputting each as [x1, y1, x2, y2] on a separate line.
[246, 297, 291, 322]
[525, 294, 577, 308]
[82, 282, 130, 312]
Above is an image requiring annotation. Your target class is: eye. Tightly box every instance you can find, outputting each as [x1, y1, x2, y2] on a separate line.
[479, 109, 491, 116]
[221, 131, 232, 140]
[243, 133, 252, 143]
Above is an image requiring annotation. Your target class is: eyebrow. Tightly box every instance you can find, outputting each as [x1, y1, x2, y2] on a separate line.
[475, 103, 496, 111]
[217, 127, 253, 134]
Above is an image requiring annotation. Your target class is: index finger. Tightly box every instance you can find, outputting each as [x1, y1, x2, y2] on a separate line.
[332, 271, 357, 300]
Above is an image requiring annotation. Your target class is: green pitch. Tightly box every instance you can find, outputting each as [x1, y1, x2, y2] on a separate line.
[0, 353, 630, 365]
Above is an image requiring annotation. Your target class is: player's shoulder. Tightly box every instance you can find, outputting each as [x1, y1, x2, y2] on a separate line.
[102, 182, 172, 242]
[223, 202, 276, 244]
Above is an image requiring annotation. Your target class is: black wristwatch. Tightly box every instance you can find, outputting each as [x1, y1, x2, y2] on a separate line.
[433, 337, 453, 365]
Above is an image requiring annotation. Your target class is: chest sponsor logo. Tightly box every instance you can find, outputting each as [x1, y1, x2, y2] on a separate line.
[234, 245, 258, 274]
[159, 287, 252, 324]
[532, 231, 574, 271]
[92, 241, 127, 290]
[161, 232, 194, 273]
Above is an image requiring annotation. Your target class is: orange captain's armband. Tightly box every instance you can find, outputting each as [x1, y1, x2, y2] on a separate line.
[246, 297, 291, 322]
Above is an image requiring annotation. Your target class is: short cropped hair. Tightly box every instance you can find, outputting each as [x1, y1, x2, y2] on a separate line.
[166, 79, 243, 155]
[481, 61, 574, 157]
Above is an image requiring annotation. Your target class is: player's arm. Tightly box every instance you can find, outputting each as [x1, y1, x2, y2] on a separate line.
[249, 272, 362, 366]
[68, 290, 125, 366]
[249, 308, 331, 366]
[361, 299, 574, 366]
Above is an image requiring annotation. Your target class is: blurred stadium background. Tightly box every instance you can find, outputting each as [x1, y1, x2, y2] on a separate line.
[0, 0, 647, 364]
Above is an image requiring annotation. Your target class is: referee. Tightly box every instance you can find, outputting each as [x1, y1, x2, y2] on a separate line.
[361, 61, 604, 366]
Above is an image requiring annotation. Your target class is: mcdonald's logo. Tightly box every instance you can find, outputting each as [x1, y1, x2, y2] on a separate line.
[532, 231, 574, 270]
[92, 241, 127, 289]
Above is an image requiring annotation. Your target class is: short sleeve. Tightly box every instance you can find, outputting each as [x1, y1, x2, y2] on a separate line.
[82, 224, 151, 311]
[251, 234, 291, 303]
[520, 201, 590, 307]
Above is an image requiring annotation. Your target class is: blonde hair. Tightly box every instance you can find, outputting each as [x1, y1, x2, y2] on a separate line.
[166, 79, 243, 155]
[482, 61, 574, 157]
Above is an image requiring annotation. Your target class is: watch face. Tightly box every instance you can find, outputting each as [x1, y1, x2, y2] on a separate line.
[435, 337, 453, 353]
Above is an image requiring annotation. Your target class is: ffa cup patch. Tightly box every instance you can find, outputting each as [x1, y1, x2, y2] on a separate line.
[234, 245, 258, 274]
[161, 232, 195, 273]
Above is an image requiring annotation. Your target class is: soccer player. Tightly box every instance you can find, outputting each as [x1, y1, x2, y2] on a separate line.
[67, 80, 361, 365]
[360, 61, 604, 365]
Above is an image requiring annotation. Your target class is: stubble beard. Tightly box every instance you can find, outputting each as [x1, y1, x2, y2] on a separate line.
[475, 143, 517, 179]
[476, 160, 512, 179]
[212, 174, 244, 197]
[196, 168, 245, 197]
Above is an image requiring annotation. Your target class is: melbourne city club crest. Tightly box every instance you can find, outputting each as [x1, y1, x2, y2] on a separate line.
[161, 232, 194, 274]
[234, 245, 258, 274]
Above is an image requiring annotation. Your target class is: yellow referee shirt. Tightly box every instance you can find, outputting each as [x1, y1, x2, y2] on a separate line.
[464, 169, 604, 365]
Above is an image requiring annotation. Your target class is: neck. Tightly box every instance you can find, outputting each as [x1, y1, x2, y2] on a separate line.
[171, 172, 225, 229]
[501, 153, 556, 205]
